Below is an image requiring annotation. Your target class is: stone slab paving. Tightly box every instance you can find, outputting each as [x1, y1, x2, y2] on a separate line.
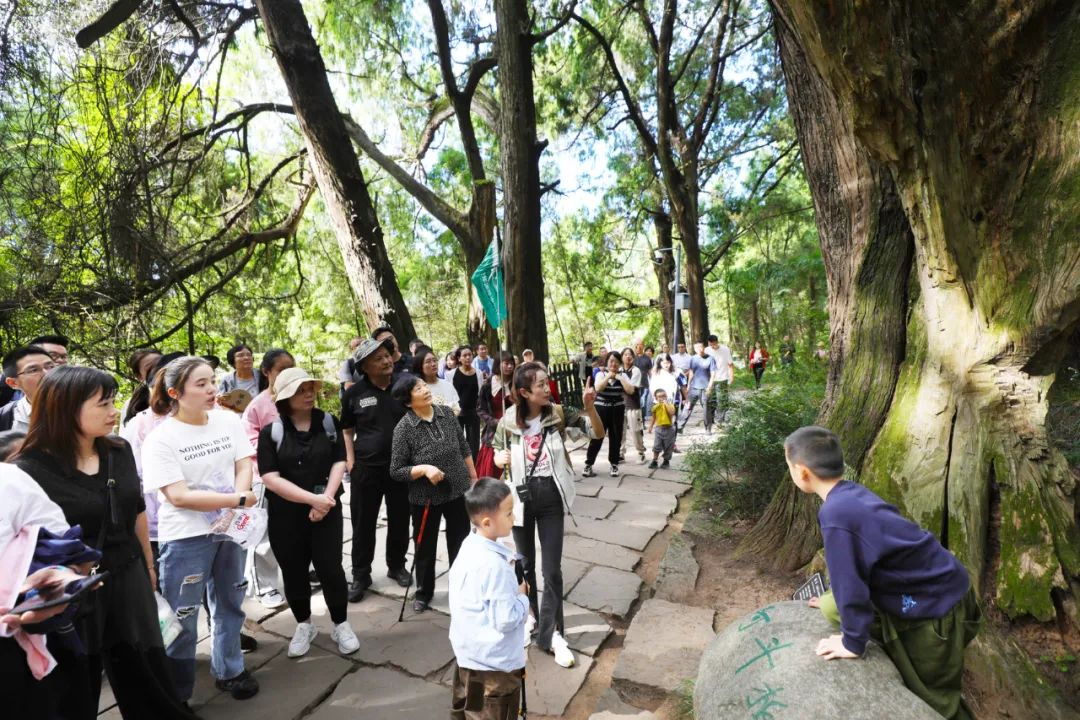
[653, 534, 699, 603]
[589, 689, 661, 719]
[526, 644, 595, 716]
[307, 666, 447, 719]
[198, 645, 354, 720]
[617, 474, 693, 496]
[562, 534, 642, 572]
[568, 517, 659, 552]
[562, 601, 614, 656]
[571, 494, 618, 519]
[607, 500, 672, 532]
[567, 565, 644, 619]
[597, 486, 679, 514]
[612, 598, 715, 695]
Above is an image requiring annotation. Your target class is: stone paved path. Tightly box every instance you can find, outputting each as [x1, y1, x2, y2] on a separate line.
[98, 409, 716, 719]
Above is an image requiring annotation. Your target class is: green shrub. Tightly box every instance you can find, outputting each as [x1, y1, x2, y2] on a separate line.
[687, 364, 825, 521]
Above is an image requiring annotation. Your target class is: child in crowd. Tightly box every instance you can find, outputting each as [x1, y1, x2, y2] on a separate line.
[786, 426, 981, 720]
[647, 389, 676, 469]
[448, 479, 529, 720]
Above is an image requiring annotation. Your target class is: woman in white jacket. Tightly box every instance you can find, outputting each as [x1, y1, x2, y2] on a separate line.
[493, 362, 603, 669]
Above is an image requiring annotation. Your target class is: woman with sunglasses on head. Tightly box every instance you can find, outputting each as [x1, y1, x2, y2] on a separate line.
[14, 366, 198, 719]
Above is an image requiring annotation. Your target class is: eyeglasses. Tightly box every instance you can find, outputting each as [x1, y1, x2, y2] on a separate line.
[17, 362, 57, 377]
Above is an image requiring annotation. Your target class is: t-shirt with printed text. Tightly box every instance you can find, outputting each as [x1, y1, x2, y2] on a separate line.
[142, 408, 256, 542]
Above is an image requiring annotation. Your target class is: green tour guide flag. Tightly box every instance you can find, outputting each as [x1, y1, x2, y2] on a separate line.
[471, 240, 507, 329]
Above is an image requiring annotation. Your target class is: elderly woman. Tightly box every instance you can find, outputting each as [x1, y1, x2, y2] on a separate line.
[389, 375, 478, 613]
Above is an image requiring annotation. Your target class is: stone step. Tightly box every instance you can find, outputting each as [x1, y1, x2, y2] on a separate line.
[612, 598, 715, 697]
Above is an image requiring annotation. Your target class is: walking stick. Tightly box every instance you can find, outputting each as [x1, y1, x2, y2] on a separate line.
[398, 499, 432, 622]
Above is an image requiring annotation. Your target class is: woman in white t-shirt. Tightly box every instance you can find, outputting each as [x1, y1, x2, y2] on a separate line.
[142, 356, 260, 704]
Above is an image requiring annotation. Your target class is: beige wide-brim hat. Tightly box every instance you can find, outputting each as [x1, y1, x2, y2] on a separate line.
[273, 367, 323, 402]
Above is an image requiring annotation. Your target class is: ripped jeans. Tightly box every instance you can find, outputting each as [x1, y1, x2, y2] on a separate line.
[159, 535, 247, 700]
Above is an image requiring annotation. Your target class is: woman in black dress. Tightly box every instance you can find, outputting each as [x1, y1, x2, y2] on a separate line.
[15, 366, 196, 719]
[447, 346, 482, 460]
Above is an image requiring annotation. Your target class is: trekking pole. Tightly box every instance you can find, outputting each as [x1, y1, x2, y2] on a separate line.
[519, 669, 528, 719]
[398, 499, 432, 622]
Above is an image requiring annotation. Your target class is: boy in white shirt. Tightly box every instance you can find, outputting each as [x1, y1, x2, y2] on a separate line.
[448, 480, 530, 720]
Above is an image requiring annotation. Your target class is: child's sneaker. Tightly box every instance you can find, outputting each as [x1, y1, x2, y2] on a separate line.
[648, 460, 659, 469]
[550, 631, 575, 668]
[609, 464, 619, 477]
[287, 622, 317, 658]
[331, 621, 360, 655]
[660, 460, 670, 469]
[582, 465, 595, 478]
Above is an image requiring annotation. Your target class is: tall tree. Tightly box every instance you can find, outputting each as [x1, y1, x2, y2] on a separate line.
[572, 0, 780, 342]
[337, 0, 500, 349]
[255, 0, 415, 341]
[751, 0, 1080, 638]
[495, 0, 550, 361]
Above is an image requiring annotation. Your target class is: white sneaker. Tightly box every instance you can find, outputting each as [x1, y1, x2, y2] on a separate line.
[287, 622, 317, 658]
[609, 464, 620, 477]
[550, 631, 575, 668]
[331, 621, 360, 655]
[523, 614, 536, 648]
[259, 590, 287, 609]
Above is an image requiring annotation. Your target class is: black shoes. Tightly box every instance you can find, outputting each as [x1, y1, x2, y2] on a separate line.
[648, 460, 659, 469]
[240, 633, 258, 653]
[413, 599, 430, 613]
[388, 567, 412, 587]
[660, 460, 671, 469]
[348, 575, 372, 603]
[215, 669, 259, 700]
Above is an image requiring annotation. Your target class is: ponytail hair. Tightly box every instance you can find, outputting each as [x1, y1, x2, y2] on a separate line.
[258, 348, 293, 392]
[150, 355, 211, 416]
[512, 361, 552, 429]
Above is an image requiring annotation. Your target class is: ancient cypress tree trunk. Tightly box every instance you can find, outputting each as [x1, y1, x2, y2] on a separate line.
[255, 0, 416, 341]
[756, 0, 1080, 630]
[495, 0, 549, 362]
[651, 207, 678, 347]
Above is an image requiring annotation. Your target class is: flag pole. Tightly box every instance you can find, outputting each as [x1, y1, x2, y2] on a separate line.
[495, 223, 505, 353]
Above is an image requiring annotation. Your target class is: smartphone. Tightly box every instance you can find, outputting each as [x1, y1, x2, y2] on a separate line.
[9, 572, 109, 615]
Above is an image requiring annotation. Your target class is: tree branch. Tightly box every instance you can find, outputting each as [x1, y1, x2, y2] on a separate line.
[341, 114, 471, 241]
[75, 0, 145, 48]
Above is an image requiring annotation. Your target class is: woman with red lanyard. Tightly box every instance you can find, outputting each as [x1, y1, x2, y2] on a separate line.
[475, 352, 516, 478]
[748, 342, 770, 389]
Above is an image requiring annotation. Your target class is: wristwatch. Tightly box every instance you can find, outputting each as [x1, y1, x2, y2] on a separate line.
[237, 494, 247, 508]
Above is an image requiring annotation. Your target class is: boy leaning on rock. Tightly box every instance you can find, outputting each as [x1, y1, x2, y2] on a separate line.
[448, 479, 529, 720]
[785, 426, 982, 720]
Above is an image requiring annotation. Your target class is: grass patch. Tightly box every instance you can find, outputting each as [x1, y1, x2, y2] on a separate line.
[686, 364, 825, 522]
[672, 678, 695, 720]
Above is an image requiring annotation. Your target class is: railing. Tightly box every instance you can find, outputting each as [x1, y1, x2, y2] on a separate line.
[549, 361, 584, 411]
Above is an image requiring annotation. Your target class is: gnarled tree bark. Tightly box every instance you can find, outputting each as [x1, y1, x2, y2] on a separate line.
[751, 0, 1080, 636]
[255, 0, 416, 342]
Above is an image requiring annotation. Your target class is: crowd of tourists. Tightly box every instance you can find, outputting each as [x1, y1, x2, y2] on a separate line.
[0, 328, 976, 720]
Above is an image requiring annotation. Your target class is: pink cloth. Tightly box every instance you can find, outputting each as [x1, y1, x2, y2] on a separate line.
[0, 525, 57, 679]
[120, 408, 170, 540]
[241, 390, 279, 482]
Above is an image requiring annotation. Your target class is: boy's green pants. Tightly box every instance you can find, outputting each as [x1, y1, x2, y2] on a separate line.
[817, 588, 982, 720]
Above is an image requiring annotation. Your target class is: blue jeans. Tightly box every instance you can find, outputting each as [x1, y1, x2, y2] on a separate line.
[640, 387, 653, 421]
[159, 535, 248, 700]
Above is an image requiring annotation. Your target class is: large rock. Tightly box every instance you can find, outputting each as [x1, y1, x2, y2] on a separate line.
[653, 534, 698, 602]
[694, 601, 940, 720]
[613, 598, 714, 696]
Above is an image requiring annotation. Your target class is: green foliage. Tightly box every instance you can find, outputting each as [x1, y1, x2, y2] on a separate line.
[672, 678, 696, 720]
[687, 364, 825, 522]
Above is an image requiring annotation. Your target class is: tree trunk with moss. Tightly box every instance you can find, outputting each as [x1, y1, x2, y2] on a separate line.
[747, 0, 1080, 637]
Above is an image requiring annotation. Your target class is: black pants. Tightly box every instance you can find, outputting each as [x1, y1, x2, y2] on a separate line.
[511, 476, 565, 650]
[3, 635, 94, 720]
[350, 464, 410, 580]
[586, 403, 624, 466]
[752, 365, 765, 388]
[459, 415, 480, 460]
[411, 496, 470, 602]
[269, 500, 348, 624]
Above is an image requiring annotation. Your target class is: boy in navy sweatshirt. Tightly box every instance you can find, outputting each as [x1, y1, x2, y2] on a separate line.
[785, 426, 981, 720]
